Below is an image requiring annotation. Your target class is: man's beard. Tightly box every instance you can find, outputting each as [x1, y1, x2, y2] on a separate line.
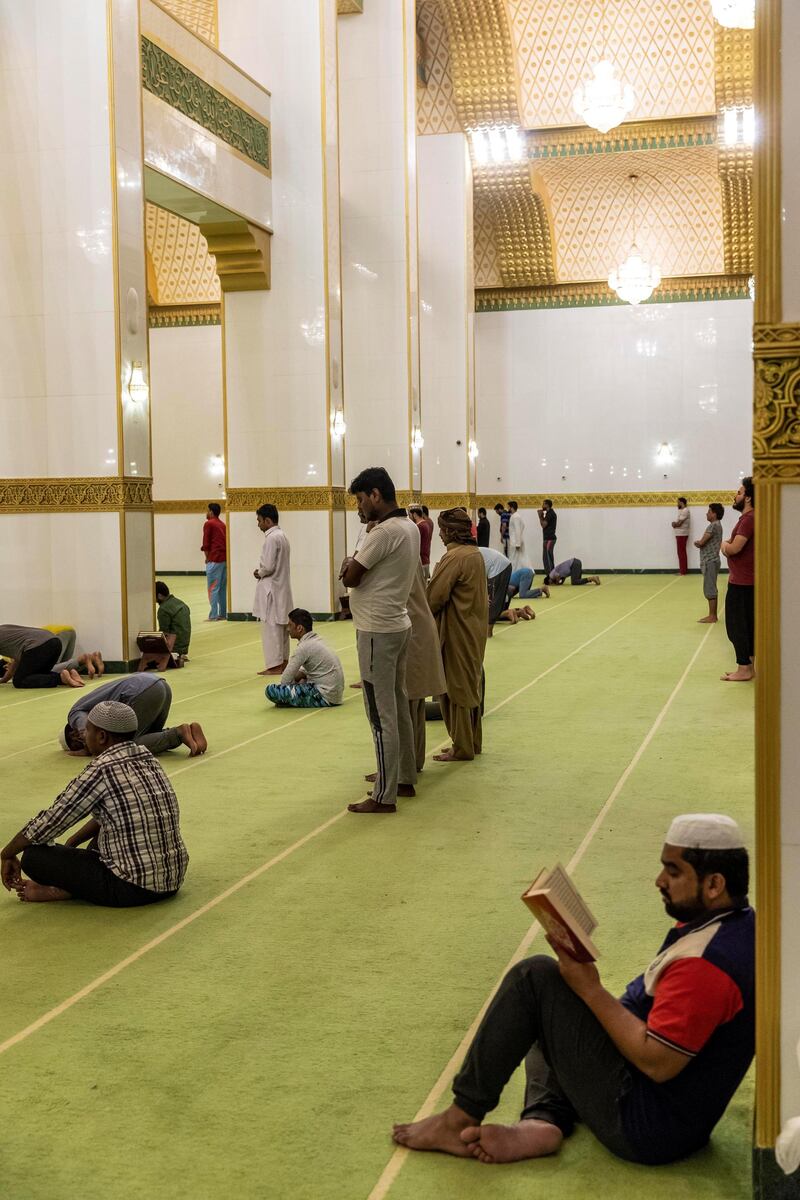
[661, 889, 707, 922]
[732, 497, 745, 512]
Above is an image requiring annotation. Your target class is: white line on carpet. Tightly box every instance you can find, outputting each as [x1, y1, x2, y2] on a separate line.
[366, 620, 715, 1200]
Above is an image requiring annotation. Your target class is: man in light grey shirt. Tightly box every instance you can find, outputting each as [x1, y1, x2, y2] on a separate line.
[266, 610, 344, 708]
[694, 502, 725, 624]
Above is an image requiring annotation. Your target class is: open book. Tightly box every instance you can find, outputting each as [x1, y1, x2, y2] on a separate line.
[521, 864, 600, 963]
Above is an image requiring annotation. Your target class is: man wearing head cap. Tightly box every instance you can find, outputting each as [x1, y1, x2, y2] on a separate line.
[1, 701, 189, 906]
[392, 813, 754, 1169]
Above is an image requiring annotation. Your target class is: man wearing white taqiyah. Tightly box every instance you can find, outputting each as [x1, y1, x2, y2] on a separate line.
[1, 701, 189, 907]
[392, 813, 754, 1168]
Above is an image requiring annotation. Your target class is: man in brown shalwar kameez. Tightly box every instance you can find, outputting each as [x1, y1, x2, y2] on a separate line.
[427, 508, 488, 762]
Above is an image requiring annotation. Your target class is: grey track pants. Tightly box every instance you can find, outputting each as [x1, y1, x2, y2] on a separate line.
[356, 628, 416, 805]
[131, 680, 183, 754]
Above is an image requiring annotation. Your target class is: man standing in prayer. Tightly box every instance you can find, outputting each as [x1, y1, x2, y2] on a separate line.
[341, 467, 419, 814]
[537, 499, 558, 576]
[671, 498, 691, 575]
[2, 701, 189, 907]
[202, 502, 227, 621]
[477, 507, 491, 547]
[409, 505, 433, 579]
[253, 503, 293, 676]
[721, 477, 755, 682]
[428, 508, 488, 762]
[155, 581, 192, 662]
[266, 609, 344, 708]
[392, 813, 754, 1170]
[508, 500, 527, 572]
[694, 503, 724, 624]
[60, 674, 207, 757]
[494, 503, 510, 557]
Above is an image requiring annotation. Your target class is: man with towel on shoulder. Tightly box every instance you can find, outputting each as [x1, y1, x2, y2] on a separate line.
[2, 701, 189, 907]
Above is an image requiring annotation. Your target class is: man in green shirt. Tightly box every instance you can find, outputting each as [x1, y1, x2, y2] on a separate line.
[155, 582, 192, 663]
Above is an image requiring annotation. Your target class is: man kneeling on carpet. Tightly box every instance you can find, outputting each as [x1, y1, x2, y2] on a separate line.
[1, 701, 189, 906]
[60, 674, 207, 757]
[266, 609, 344, 708]
[392, 813, 753, 1168]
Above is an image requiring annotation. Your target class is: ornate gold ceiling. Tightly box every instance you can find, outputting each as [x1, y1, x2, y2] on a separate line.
[416, 0, 754, 305]
[156, 0, 218, 45]
[145, 203, 221, 308]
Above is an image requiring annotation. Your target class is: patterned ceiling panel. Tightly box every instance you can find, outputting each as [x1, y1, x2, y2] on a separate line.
[506, 0, 716, 129]
[417, 0, 462, 135]
[537, 146, 724, 281]
[145, 203, 221, 306]
[715, 25, 753, 275]
[474, 162, 556, 287]
[438, 0, 519, 128]
[156, 0, 218, 45]
[473, 192, 503, 287]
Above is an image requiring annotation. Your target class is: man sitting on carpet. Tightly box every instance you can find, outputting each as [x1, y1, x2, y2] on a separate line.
[266, 609, 344, 708]
[1, 701, 189, 906]
[392, 813, 754, 1168]
[60, 674, 207, 757]
[155, 581, 192, 663]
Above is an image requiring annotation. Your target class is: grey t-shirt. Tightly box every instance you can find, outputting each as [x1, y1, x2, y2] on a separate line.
[700, 522, 723, 566]
[280, 632, 345, 705]
[0, 625, 54, 660]
[68, 674, 163, 732]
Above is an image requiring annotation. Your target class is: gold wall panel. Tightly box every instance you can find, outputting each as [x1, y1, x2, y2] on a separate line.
[438, 0, 519, 129]
[476, 273, 750, 310]
[0, 478, 153, 514]
[157, 0, 218, 45]
[337, 0, 363, 12]
[474, 162, 555, 287]
[417, 0, 462, 135]
[225, 487, 349, 512]
[476, 490, 732, 508]
[506, 0, 715, 130]
[753, 324, 800, 481]
[715, 26, 754, 276]
[536, 146, 724, 282]
[145, 203, 221, 305]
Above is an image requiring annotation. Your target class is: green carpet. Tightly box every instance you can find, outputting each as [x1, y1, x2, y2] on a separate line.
[0, 576, 754, 1200]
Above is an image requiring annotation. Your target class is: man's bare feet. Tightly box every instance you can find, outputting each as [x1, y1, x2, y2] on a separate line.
[15, 880, 72, 902]
[60, 669, 84, 688]
[433, 748, 458, 762]
[79, 652, 96, 678]
[176, 724, 200, 755]
[722, 667, 755, 682]
[698, 615, 718, 623]
[92, 651, 105, 675]
[590, 575, 601, 585]
[461, 1119, 563, 1164]
[392, 1105, 475, 1156]
[258, 661, 288, 676]
[364, 772, 377, 782]
[521, 606, 536, 619]
[541, 584, 550, 597]
[348, 798, 396, 813]
[189, 722, 208, 754]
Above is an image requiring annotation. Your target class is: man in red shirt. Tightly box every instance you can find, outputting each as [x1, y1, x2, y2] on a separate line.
[721, 476, 754, 682]
[409, 506, 433, 579]
[201, 502, 227, 621]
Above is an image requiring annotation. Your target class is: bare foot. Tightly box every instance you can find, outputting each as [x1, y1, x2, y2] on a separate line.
[60, 669, 84, 688]
[259, 662, 287, 676]
[433, 749, 457, 762]
[392, 1106, 475, 1156]
[461, 1119, 563, 1164]
[697, 616, 718, 623]
[348, 798, 396, 813]
[92, 651, 105, 675]
[15, 880, 72, 902]
[364, 772, 377, 782]
[350, 682, 363, 690]
[522, 606, 536, 619]
[189, 722, 208, 754]
[590, 576, 601, 585]
[177, 724, 200, 755]
[541, 585, 550, 598]
[722, 667, 755, 682]
[79, 652, 96, 678]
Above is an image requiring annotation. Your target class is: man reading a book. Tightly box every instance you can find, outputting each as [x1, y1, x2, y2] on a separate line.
[392, 813, 753, 1168]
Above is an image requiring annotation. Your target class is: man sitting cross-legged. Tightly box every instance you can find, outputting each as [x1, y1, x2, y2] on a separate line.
[1, 701, 189, 906]
[60, 674, 207, 757]
[392, 813, 753, 1168]
[266, 609, 344, 708]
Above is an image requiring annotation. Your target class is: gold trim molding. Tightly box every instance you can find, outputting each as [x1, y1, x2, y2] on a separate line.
[753, 324, 800, 481]
[149, 303, 221, 327]
[476, 275, 751, 312]
[225, 487, 349, 512]
[337, 0, 363, 11]
[527, 117, 717, 160]
[0, 477, 153, 514]
[476, 491, 732, 509]
[200, 221, 271, 292]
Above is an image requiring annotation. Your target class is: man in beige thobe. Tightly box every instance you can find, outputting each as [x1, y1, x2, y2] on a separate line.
[405, 563, 447, 771]
[253, 504, 293, 675]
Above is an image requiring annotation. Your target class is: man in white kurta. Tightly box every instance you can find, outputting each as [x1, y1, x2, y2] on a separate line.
[252, 505, 293, 674]
[508, 501, 528, 572]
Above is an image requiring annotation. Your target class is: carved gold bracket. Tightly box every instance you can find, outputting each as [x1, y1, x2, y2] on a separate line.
[337, 0, 363, 11]
[200, 221, 271, 292]
[753, 324, 800, 481]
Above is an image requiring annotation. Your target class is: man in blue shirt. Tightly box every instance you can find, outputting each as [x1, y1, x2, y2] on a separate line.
[392, 813, 753, 1168]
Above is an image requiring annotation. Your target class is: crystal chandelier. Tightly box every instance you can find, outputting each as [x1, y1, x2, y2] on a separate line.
[710, 0, 754, 29]
[573, 0, 634, 134]
[608, 175, 661, 306]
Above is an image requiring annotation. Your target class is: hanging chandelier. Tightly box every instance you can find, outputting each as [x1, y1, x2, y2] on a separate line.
[608, 175, 661, 306]
[573, 0, 634, 133]
[710, 0, 754, 29]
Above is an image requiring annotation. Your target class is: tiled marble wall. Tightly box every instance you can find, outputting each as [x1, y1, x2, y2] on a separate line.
[781, 486, 800, 1122]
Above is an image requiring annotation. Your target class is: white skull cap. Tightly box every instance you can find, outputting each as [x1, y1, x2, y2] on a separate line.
[666, 813, 745, 851]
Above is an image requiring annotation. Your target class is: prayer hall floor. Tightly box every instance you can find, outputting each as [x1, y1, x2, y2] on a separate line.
[0, 575, 753, 1200]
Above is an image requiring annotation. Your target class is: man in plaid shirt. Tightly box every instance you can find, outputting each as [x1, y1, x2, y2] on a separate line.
[1, 700, 188, 907]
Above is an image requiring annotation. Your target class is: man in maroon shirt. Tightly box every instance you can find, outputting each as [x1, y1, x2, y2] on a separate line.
[721, 477, 754, 682]
[201, 502, 227, 621]
[409, 506, 433, 579]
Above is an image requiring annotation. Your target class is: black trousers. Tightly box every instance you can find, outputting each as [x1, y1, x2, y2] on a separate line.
[487, 563, 513, 625]
[570, 558, 589, 585]
[543, 539, 556, 575]
[452, 956, 640, 1161]
[12, 637, 62, 688]
[725, 583, 754, 665]
[21, 844, 176, 908]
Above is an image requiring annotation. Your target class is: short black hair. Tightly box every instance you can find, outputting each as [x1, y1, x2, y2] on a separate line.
[408, 505, 423, 517]
[681, 847, 749, 905]
[208, 502, 221, 517]
[257, 503, 279, 523]
[478, 507, 486, 517]
[494, 503, 504, 513]
[348, 467, 396, 502]
[741, 475, 754, 505]
[421, 505, 429, 517]
[543, 498, 553, 509]
[508, 500, 518, 511]
[709, 503, 724, 520]
[155, 581, 170, 600]
[288, 608, 313, 632]
[678, 497, 687, 505]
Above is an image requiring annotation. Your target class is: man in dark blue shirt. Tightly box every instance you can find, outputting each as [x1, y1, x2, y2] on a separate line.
[392, 813, 753, 1168]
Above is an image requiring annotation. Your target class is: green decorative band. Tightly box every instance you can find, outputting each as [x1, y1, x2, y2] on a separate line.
[0, 477, 152, 513]
[141, 37, 270, 172]
[149, 304, 221, 328]
[526, 117, 717, 160]
[476, 275, 751, 313]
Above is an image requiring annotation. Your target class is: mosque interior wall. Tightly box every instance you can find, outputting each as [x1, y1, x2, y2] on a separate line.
[780, 484, 800, 1124]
